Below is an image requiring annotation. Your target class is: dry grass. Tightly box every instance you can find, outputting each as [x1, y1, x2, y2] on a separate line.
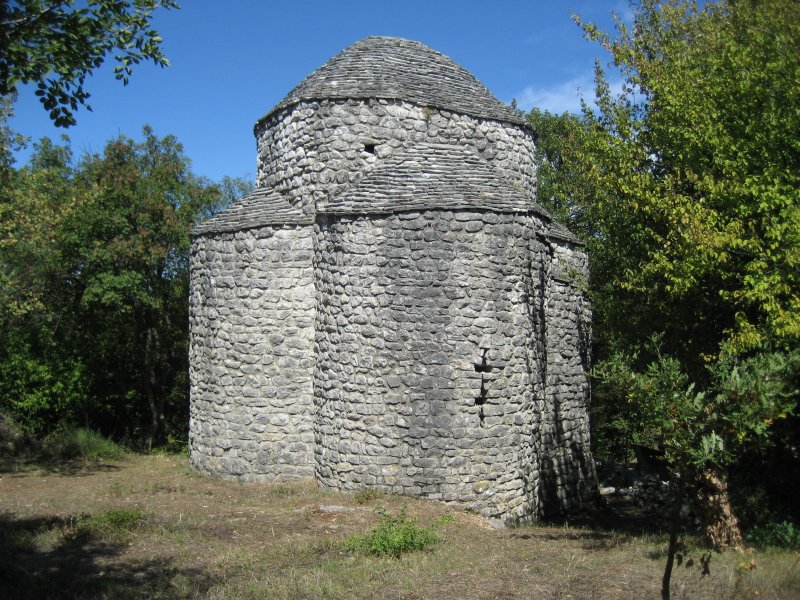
[0, 454, 797, 599]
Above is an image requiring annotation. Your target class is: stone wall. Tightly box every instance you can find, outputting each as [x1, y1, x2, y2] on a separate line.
[255, 99, 537, 213]
[540, 237, 596, 513]
[188, 225, 316, 480]
[187, 212, 595, 520]
[189, 66, 597, 519]
[313, 210, 550, 522]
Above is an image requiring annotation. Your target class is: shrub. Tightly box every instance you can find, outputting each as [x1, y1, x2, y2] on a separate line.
[746, 521, 800, 550]
[67, 507, 147, 542]
[151, 433, 188, 456]
[345, 508, 451, 558]
[0, 348, 90, 437]
[42, 425, 126, 461]
[85, 507, 145, 533]
[353, 487, 384, 505]
[0, 414, 31, 456]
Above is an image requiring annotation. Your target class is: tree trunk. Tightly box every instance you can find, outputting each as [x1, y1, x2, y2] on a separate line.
[694, 469, 743, 550]
[143, 325, 163, 451]
[662, 475, 684, 600]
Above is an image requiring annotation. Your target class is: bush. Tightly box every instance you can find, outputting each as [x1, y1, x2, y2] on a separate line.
[65, 507, 147, 543]
[345, 508, 451, 558]
[151, 433, 188, 456]
[0, 414, 31, 456]
[746, 520, 800, 550]
[0, 347, 90, 437]
[352, 487, 384, 505]
[84, 507, 145, 534]
[41, 425, 126, 461]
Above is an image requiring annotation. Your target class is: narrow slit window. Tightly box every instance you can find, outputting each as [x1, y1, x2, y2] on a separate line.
[475, 349, 493, 426]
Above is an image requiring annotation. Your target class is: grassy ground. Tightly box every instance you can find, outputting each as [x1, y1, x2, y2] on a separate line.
[0, 454, 798, 599]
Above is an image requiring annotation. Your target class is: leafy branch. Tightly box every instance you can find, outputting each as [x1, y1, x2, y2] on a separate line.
[1, 1, 179, 127]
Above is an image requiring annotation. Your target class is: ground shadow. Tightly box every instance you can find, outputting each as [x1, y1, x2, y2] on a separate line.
[532, 495, 670, 550]
[0, 513, 217, 600]
[0, 454, 123, 476]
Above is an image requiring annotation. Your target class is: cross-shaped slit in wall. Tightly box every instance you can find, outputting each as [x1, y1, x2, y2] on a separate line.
[475, 349, 493, 426]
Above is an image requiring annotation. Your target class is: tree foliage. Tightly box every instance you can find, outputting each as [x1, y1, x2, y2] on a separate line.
[577, 0, 800, 358]
[530, 0, 800, 455]
[1, 0, 178, 126]
[594, 342, 797, 477]
[529, 3, 800, 592]
[0, 128, 245, 446]
[542, 2, 800, 595]
[527, 109, 595, 239]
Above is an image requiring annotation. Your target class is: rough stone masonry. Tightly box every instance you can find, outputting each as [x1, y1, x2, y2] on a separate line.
[189, 36, 597, 524]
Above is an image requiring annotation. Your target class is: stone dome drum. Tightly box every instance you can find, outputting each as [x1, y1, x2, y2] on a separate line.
[188, 36, 596, 524]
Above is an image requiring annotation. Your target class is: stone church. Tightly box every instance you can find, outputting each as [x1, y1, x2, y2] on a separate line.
[188, 36, 596, 523]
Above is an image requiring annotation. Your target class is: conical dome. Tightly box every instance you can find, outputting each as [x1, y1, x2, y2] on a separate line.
[258, 36, 527, 128]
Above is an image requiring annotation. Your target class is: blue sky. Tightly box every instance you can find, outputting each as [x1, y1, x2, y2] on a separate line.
[10, 1, 630, 183]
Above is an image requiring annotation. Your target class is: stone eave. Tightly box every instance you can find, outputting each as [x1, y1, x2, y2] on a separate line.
[191, 188, 313, 237]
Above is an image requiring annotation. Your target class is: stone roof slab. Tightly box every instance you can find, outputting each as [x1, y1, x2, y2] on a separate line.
[257, 36, 529, 130]
[318, 142, 548, 216]
[190, 188, 313, 236]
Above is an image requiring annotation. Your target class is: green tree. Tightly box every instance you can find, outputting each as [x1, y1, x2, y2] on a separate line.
[526, 108, 594, 238]
[1, 0, 178, 127]
[534, 2, 800, 597]
[570, 0, 800, 597]
[0, 128, 244, 447]
[593, 345, 797, 598]
[0, 136, 90, 434]
[577, 0, 800, 359]
[62, 127, 223, 448]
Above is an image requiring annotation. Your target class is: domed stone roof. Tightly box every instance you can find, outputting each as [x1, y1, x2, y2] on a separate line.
[319, 142, 535, 215]
[257, 36, 528, 128]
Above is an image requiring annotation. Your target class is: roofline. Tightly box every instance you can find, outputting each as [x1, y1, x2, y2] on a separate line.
[190, 219, 313, 238]
[253, 96, 535, 137]
[547, 227, 586, 246]
[191, 204, 578, 237]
